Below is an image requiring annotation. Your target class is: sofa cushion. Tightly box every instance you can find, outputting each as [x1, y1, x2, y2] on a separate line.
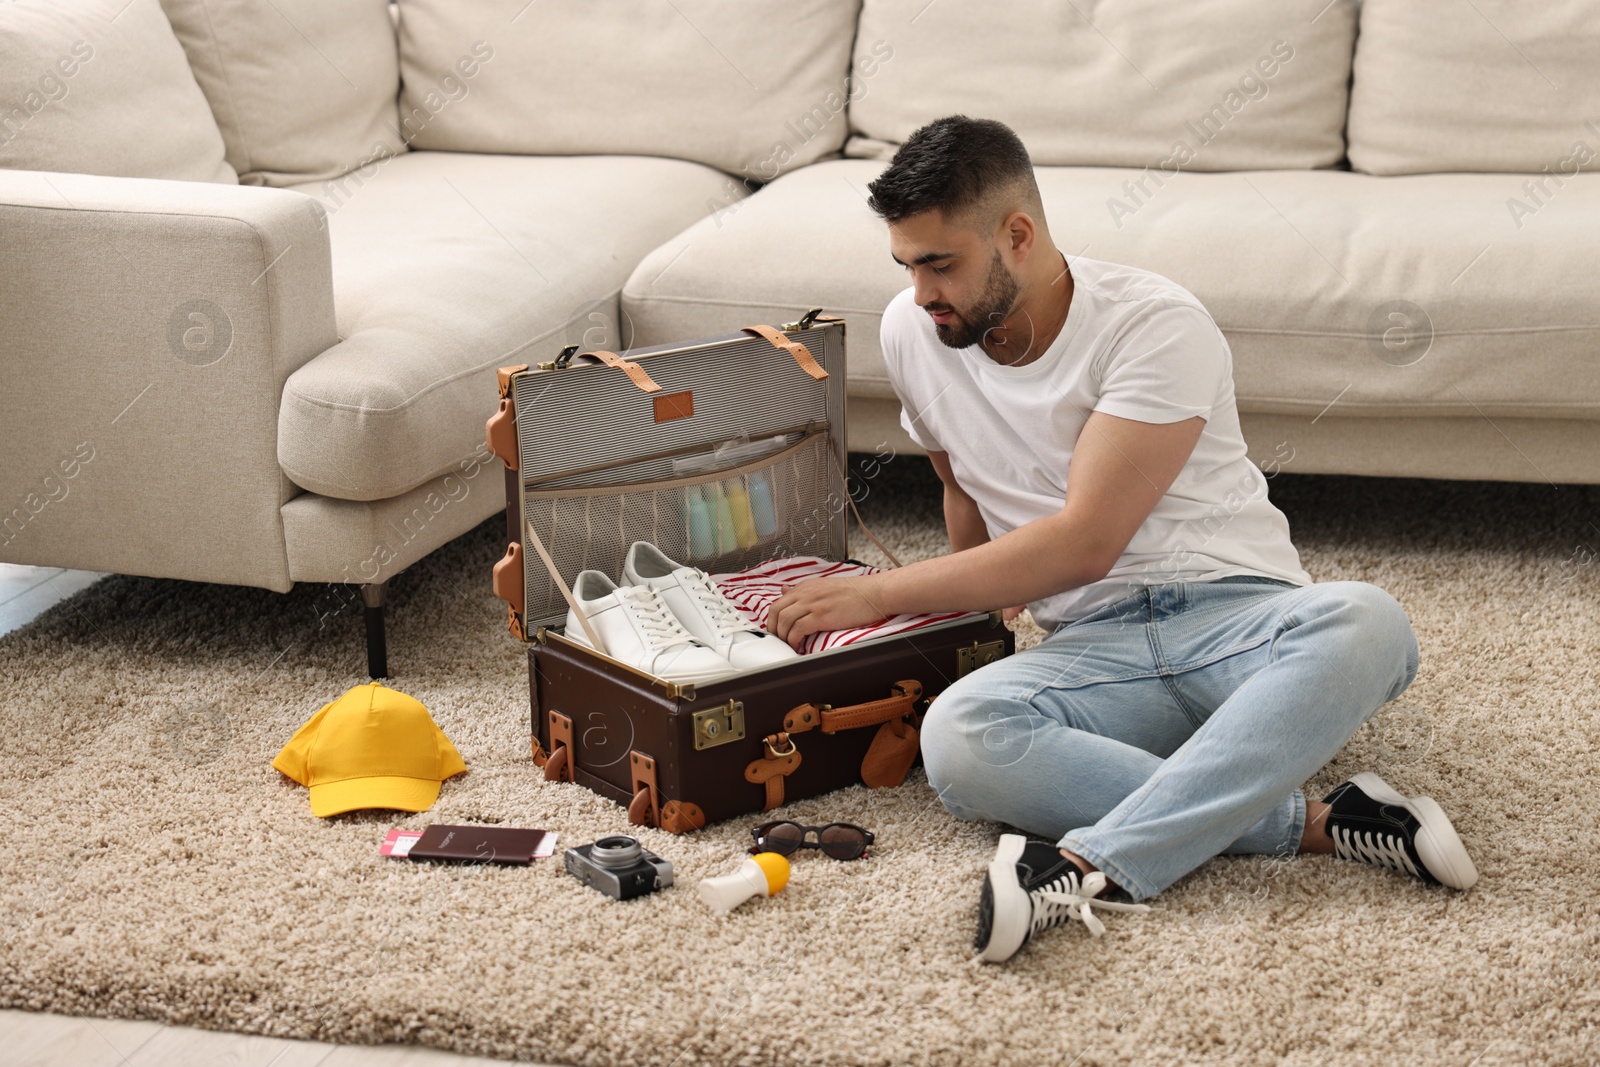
[395, 0, 861, 178]
[622, 159, 1600, 423]
[0, 0, 234, 183]
[1348, 0, 1600, 175]
[157, 0, 405, 187]
[279, 150, 745, 502]
[846, 0, 1356, 171]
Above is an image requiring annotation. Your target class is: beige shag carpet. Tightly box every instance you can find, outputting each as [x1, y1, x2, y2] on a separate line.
[2, 461, 1598, 1066]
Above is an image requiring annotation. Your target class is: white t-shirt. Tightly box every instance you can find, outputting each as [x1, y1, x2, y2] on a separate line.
[882, 255, 1312, 629]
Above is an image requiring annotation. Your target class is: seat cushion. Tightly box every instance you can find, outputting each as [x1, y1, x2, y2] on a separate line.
[847, 0, 1357, 170]
[0, 0, 234, 183]
[395, 0, 861, 177]
[280, 150, 745, 502]
[622, 159, 1600, 422]
[1348, 0, 1600, 175]
[158, 0, 405, 186]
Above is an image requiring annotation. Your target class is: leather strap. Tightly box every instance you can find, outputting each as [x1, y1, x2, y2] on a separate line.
[742, 324, 828, 381]
[524, 516, 604, 652]
[544, 710, 574, 783]
[861, 718, 919, 788]
[588, 349, 662, 393]
[782, 703, 824, 734]
[628, 750, 662, 829]
[745, 732, 801, 811]
[784, 680, 923, 735]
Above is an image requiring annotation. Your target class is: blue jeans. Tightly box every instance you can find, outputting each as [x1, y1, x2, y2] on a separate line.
[920, 577, 1420, 901]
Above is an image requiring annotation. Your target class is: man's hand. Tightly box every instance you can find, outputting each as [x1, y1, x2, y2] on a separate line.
[1002, 605, 1027, 623]
[835, 414, 1206, 619]
[767, 574, 890, 650]
[765, 413, 1205, 642]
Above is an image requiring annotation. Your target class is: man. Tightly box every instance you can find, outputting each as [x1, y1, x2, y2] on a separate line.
[767, 115, 1477, 964]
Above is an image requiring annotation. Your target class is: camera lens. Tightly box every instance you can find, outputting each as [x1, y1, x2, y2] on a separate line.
[590, 835, 643, 870]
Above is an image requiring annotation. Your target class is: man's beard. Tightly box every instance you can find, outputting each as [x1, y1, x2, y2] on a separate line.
[927, 248, 1022, 350]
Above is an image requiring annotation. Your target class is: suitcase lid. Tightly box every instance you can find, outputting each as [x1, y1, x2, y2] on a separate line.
[496, 313, 851, 632]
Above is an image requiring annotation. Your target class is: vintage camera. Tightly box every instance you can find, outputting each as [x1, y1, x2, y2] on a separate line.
[564, 834, 675, 900]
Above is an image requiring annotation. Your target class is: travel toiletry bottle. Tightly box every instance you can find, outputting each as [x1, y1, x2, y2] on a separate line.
[704, 481, 738, 555]
[723, 476, 757, 548]
[715, 483, 739, 554]
[747, 471, 778, 538]
[686, 485, 715, 559]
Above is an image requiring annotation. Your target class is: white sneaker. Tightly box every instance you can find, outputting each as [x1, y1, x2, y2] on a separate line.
[621, 542, 801, 671]
[563, 570, 736, 684]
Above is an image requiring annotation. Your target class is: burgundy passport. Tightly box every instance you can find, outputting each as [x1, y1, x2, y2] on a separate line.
[407, 824, 547, 865]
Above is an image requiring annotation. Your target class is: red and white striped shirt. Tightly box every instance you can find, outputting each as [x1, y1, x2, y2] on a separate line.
[710, 556, 984, 655]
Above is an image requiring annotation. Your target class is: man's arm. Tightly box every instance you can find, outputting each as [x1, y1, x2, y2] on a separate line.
[929, 450, 989, 553]
[931, 450, 1035, 622]
[767, 412, 1206, 646]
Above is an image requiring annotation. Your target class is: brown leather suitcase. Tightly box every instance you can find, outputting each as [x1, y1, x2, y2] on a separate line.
[486, 311, 1014, 832]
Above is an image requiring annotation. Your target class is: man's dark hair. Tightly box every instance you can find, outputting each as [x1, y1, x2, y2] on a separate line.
[866, 115, 1044, 229]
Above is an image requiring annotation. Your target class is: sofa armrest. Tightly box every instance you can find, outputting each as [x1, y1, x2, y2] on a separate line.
[0, 168, 336, 591]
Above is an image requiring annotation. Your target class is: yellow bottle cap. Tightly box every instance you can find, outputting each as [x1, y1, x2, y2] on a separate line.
[750, 852, 790, 894]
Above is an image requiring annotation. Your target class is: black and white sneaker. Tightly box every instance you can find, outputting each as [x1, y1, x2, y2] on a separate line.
[974, 834, 1150, 964]
[1321, 772, 1478, 890]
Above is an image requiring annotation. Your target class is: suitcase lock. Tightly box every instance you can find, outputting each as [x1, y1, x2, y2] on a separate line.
[957, 639, 1008, 678]
[692, 700, 746, 751]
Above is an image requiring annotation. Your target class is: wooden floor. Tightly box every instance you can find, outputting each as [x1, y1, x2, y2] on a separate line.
[1, 567, 555, 1066]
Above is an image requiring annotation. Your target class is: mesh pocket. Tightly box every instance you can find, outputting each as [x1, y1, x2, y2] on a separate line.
[521, 432, 836, 626]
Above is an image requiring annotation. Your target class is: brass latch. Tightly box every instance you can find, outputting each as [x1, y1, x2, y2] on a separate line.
[957, 639, 1007, 678]
[780, 307, 824, 331]
[692, 700, 746, 750]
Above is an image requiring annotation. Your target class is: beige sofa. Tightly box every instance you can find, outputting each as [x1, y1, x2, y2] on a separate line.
[626, 0, 1600, 485]
[4, 0, 1598, 674]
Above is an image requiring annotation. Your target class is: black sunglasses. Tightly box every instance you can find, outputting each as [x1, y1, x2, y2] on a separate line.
[750, 820, 874, 860]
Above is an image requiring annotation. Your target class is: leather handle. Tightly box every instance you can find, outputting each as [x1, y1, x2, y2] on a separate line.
[745, 733, 801, 811]
[545, 710, 574, 783]
[588, 349, 662, 393]
[742, 324, 828, 381]
[629, 750, 661, 829]
[784, 679, 923, 735]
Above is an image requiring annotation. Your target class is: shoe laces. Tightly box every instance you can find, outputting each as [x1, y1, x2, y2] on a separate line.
[681, 570, 752, 640]
[619, 585, 700, 651]
[1330, 825, 1421, 878]
[1030, 870, 1150, 939]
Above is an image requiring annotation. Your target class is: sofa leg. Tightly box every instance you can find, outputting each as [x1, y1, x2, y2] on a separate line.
[362, 582, 389, 679]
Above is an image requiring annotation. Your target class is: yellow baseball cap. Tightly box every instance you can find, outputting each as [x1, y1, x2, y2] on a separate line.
[272, 682, 466, 817]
